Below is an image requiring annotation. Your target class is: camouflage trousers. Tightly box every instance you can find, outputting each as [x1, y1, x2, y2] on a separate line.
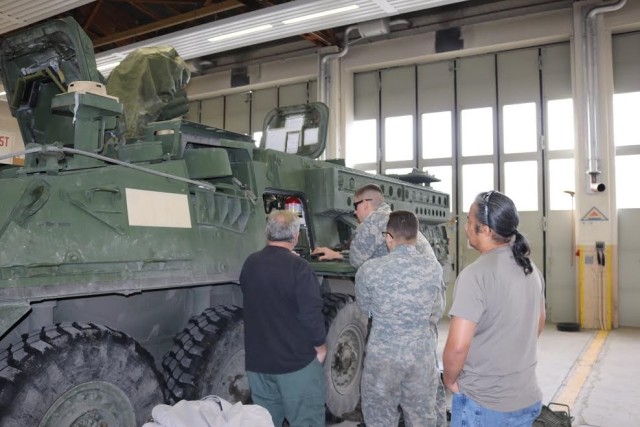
[361, 347, 446, 427]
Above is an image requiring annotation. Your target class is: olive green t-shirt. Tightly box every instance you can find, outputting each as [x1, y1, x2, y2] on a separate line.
[449, 245, 544, 412]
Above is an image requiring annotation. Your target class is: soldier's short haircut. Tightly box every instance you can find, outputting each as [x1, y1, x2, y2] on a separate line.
[386, 210, 418, 241]
[355, 184, 384, 208]
[265, 210, 300, 242]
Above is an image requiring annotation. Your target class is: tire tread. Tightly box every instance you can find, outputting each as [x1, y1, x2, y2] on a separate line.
[161, 305, 242, 404]
[0, 322, 163, 426]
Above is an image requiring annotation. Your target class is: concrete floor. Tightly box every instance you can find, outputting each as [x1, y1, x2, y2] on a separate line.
[329, 320, 640, 427]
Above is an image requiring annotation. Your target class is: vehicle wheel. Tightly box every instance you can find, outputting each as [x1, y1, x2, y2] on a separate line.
[162, 305, 248, 404]
[0, 322, 163, 427]
[323, 293, 369, 418]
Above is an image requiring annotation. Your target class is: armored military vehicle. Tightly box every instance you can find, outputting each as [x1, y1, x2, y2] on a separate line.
[0, 18, 450, 426]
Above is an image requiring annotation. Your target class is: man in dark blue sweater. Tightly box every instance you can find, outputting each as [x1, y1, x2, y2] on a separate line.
[241, 209, 327, 427]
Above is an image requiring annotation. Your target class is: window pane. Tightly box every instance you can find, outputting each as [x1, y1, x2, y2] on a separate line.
[613, 92, 640, 147]
[422, 111, 452, 159]
[347, 119, 377, 166]
[548, 159, 575, 210]
[462, 163, 494, 211]
[385, 115, 414, 161]
[424, 165, 453, 211]
[547, 99, 574, 151]
[461, 107, 493, 157]
[616, 154, 640, 208]
[253, 131, 263, 147]
[504, 161, 538, 211]
[503, 102, 537, 154]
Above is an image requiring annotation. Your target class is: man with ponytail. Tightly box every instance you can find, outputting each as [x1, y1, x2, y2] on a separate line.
[443, 190, 546, 427]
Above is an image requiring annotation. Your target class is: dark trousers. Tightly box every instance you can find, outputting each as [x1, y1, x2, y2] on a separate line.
[248, 358, 325, 427]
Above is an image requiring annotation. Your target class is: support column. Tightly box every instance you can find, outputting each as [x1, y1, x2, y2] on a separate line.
[572, 1, 619, 330]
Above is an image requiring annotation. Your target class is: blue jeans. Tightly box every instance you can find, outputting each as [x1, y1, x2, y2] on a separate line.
[450, 393, 541, 427]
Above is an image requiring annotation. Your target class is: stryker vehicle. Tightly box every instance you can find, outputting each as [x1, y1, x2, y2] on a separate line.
[0, 18, 450, 426]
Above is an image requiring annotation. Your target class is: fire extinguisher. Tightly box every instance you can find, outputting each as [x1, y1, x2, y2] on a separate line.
[284, 196, 303, 217]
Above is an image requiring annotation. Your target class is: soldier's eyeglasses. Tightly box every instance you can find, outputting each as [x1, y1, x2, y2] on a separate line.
[381, 231, 393, 238]
[482, 191, 494, 226]
[353, 198, 372, 210]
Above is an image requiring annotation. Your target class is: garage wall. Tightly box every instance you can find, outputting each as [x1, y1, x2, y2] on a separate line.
[186, 80, 317, 140]
[174, 1, 640, 326]
[181, 1, 640, 157]
[612, 31, 640, 327]
[348, 45, 574, 319]
[2, 1, 640, 324]
[178, 6, 580, 159]
[187, 54, 318, 100]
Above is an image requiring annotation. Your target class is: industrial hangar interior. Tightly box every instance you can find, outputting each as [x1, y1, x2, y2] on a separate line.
[0, 0, 639, 426]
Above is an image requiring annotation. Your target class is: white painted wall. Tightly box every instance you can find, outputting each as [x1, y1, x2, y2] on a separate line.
[181, 0, 640, 157]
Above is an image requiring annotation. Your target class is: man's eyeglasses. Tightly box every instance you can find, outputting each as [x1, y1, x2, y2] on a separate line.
[353, 198, 373, 210]
[482, 191, 494, 226]
[381, 231, 393, 238]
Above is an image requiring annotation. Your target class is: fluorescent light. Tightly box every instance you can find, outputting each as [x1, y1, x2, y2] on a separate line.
[283, 5, 359, 25]
[209, 24, 273, 42]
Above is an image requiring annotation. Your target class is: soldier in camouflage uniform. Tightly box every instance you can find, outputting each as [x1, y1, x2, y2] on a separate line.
[355, 211, 444, 427]
[314, 184, 447, 426]
[313, 183, 436, 267]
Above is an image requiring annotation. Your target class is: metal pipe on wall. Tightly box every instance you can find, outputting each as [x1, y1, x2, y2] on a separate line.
[583, 0, 626, 193]
[318, 19, 410, 104]
[318, 25, 359, 104]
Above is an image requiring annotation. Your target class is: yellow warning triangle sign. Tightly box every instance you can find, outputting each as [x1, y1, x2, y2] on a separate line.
[581, 206, 608, 221]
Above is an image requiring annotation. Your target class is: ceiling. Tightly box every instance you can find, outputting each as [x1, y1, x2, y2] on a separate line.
[0, 0, 95, 34]
[0, 0, 472, 77]
[0, 0, 575, 97]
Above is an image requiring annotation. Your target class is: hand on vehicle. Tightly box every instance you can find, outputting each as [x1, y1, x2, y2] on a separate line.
[311, 247, 343, 261]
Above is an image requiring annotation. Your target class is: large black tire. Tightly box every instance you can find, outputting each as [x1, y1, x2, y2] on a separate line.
[162, 305, 248, 404]
[323, 293, 369, 418]
[0, 322, 163, 427]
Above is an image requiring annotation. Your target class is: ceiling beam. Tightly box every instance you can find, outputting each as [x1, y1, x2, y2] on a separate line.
[302, 30, 336, 46]
[83, 0, 104, 31]
[127, 0, 163, 21]
[92, 0, 245, 48]
[110, 0, 201, 4]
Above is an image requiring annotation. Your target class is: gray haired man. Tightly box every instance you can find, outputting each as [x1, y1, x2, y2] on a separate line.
[241, 210, 327, 426]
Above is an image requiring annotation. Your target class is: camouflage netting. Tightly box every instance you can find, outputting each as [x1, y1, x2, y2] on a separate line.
[106, 46, 191, 138]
